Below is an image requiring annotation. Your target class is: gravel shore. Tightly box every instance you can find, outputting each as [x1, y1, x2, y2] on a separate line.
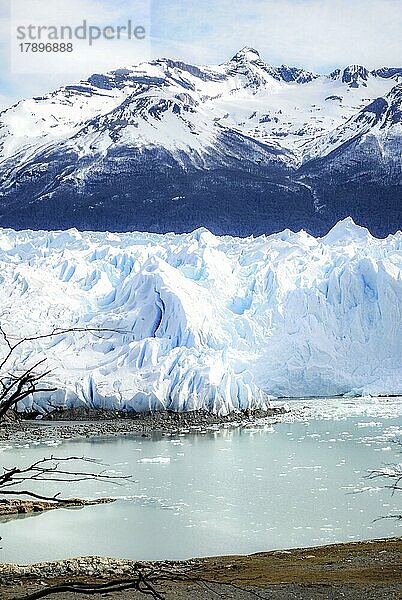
[0, 407, 288, 445]
[1, 538, 401, 599]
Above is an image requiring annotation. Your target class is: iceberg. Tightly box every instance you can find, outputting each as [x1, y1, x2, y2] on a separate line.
[0, 218, 400, 415]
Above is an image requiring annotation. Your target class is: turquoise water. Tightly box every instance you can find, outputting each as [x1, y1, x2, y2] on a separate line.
[1, 400, 401, 564]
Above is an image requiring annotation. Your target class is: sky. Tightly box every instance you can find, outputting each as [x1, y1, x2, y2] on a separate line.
[0, 0, 401, 110]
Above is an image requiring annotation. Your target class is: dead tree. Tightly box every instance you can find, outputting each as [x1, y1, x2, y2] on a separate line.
[0, 325, 136, 511]
[0, 358, 54, 421]
[367, 465, 402, 496]
[366, 448, 402, 521]
[13, 576, 166, 600]
[11, 565, 271, 600]
[0, 324, 135, 523]
[0, 455, 132, 503]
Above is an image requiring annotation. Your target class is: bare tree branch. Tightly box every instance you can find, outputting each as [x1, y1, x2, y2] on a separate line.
[11, 567, 274, 600]
[0, 455, 132, 503]
[365, 442, 402, 520]
[11, 573, 166, 600]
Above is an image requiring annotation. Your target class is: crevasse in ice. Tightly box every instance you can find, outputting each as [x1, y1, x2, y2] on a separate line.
[0, 218, 400, 415]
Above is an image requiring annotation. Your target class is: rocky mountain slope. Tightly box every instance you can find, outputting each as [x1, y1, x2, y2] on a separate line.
[0, 48, 401, 235]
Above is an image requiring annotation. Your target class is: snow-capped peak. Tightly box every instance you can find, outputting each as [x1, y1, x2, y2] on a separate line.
[373, 67, 402, 81]
[0, 49, 400, 215]
[342, 65, 369, 87]
[230, 47, 261, 62]
[329, 65, 370, 87]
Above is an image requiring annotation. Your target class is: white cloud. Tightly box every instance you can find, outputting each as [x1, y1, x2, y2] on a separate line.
[0, 0, 401, 109]
[152, 0, 402, 71]
[10, 0, 150, 75]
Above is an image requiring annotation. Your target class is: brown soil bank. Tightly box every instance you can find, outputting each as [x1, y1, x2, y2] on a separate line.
[1, 538, 401, 599]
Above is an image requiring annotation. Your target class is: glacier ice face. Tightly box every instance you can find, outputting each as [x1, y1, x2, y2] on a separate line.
[0, 218, 401, 415]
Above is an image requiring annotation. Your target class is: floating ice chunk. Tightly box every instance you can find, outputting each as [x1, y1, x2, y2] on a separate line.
[138, 457, 171, 464]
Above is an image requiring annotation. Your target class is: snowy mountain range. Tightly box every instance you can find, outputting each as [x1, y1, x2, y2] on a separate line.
[0, 47, 401, 235]
[1, 219, 400, 414]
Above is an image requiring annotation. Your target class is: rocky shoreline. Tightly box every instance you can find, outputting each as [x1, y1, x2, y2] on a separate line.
[1, 538, 401, 599]
[0, 497, 115, 518]
[0, 406, 289, 445]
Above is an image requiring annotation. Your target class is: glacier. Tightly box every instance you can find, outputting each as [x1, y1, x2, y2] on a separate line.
[0, 217, 401, 415]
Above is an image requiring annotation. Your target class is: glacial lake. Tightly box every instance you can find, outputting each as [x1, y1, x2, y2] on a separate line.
[1, 397, 401, 564]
